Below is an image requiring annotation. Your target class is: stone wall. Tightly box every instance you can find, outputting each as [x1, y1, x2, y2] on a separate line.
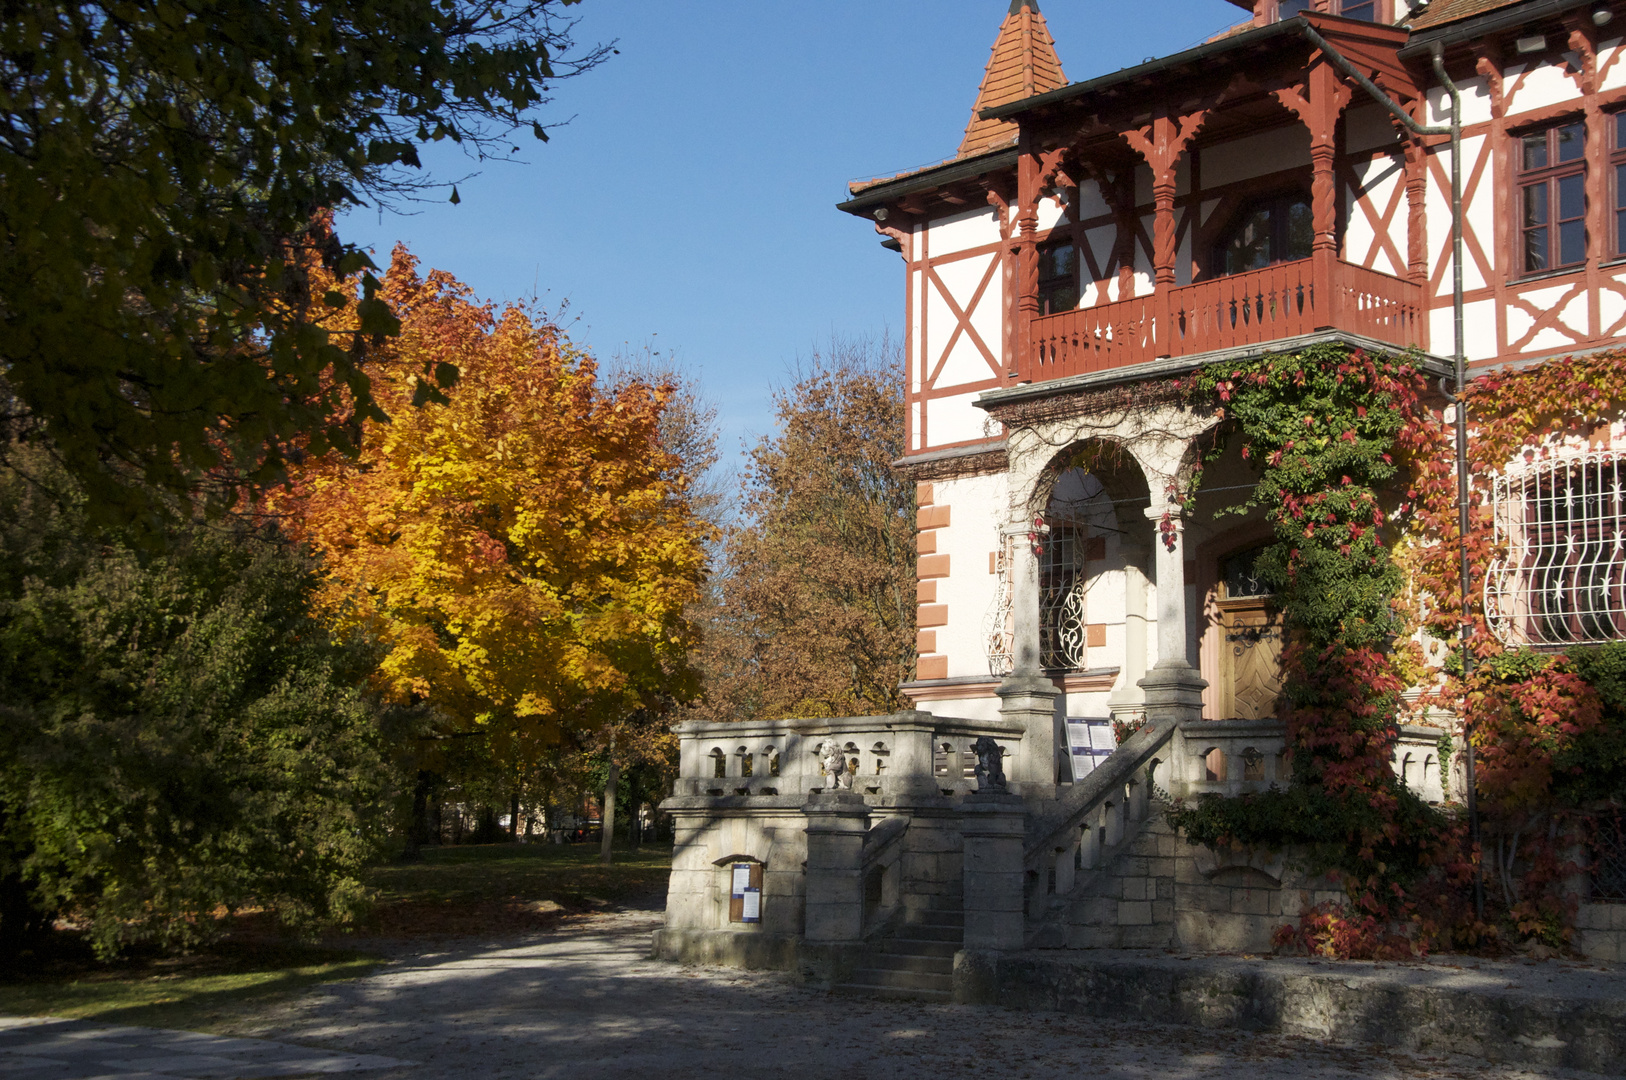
[1577, 902, 1626, 961]
[1031, 807, 1343, 953]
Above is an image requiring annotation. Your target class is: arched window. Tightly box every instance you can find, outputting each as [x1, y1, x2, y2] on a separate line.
[1214, 192, 1313, 276]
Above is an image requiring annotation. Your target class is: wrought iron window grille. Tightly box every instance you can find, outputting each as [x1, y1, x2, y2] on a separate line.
[1487, 449, 1626, 647]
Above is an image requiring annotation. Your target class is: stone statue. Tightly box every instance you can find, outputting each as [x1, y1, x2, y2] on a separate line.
[818, 738, 850, 790]
[971, 736, 1006, 791]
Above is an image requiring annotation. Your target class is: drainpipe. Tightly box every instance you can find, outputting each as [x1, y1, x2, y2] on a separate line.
[1296, 23, 1486, 921]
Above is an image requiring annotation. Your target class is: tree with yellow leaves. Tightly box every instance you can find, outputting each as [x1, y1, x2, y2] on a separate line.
[272, 248, 712, 769]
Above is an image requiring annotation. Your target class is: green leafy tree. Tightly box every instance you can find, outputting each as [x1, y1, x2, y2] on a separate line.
[0, 452, 395, 957]
[0, 0, 609, 526]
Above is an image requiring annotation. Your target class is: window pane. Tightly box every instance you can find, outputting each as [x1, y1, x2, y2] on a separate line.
[1559, 172, 1586, 220]
[1524, 181, 1548, 228]
[1340, 0, 1375, 18]
[1557, 122, 1586, 163]
[1524, 132, 1549, 170]
[1526, 226, 1549, 271]
[1285, 199, 1313, 260]
[1558, 173, 1586, 265]
[1224, 208, 1272, 274]
[1617, 112, 1626, 150]
[1561, 219, 1587, 265]
[1277, 0, 1309, 15]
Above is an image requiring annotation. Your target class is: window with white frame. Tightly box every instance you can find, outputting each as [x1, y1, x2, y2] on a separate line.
[1486, 450, 1626, 646]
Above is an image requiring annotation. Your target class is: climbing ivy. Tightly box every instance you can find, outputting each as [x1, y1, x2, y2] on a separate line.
[1167, 345, 1626, 956]
[1167, 344, 1474, 956]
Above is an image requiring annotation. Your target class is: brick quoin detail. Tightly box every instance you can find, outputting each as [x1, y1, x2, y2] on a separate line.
[915, 481, 951, 681]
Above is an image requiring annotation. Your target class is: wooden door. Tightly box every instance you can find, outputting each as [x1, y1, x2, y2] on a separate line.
[1216, 546, 1284, 722]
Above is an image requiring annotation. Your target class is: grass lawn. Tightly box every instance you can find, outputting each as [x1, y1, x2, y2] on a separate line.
[0, 840, 672, 1033]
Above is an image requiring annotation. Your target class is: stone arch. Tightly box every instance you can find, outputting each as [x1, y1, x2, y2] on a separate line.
[1024, 437, 1152, 533]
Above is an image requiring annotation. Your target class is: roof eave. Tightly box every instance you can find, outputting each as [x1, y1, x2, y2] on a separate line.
[1399, 0, 1589, 53]
[837, 147, 1020, 217]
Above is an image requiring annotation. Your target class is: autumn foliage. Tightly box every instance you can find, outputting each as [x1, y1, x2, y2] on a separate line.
[692, 341, 915, 722]
[272, 248, 713, 748]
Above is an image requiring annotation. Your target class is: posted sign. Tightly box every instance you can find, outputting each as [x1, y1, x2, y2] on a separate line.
[1065, 718, 1116, 781]
[729, 861, 762, 924]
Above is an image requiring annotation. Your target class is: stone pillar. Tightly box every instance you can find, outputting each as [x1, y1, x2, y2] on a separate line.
[1107, 541, 1150, 727]
[999, 529, 1062, 796]
[886, 711, 941, 799]
[801, 792, 870, 943]
[1139, 505, 1207, 726]
[959, 790, 1028, 951]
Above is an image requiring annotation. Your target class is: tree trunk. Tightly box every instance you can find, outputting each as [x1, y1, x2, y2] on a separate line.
[405, 771, 434, 860]
[509, 791, 520, 842]
[600, 729, 618, 866]
[626, 771, 640, 851]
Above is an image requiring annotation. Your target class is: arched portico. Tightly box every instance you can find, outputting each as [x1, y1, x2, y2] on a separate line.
[984, 393, 1220, 797]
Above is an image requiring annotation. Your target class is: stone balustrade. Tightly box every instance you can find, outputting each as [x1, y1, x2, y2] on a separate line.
[672, 711, 1025, 801]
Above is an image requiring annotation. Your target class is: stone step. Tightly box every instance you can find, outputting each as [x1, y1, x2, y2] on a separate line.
[881, 937, 960, 958]
[861, 952, 954, 975]
[844, 966, 955, 993]
[832, 981, 952, 1003]
[915, 909, 964, 927]
[895, 922, 962, 942]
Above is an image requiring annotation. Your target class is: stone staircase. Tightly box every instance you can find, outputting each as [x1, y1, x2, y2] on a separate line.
[1029, 811, 1177, 949]
[833, 907, 963, 1001]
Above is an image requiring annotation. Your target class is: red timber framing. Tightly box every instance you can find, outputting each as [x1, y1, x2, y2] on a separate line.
[1428, 18, 1626, 367]
[1003, 14, 1431, 381]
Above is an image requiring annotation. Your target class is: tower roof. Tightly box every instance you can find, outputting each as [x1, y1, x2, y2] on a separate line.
[957, 0, 1067, 159]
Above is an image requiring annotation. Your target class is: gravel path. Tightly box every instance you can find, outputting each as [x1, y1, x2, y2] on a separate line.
[3, 913, 1612, 1079]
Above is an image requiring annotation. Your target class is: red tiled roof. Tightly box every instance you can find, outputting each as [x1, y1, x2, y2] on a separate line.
[1409, 0, 1523, 30]
[958, 1, 1068, 158]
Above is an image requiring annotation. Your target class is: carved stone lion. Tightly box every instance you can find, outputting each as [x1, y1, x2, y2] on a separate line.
[971, 736, 1007, 791]
[817, 738, 850, 790]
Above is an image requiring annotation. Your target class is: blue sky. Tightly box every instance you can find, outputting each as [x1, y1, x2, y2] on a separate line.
[337, 0, 1246, 461]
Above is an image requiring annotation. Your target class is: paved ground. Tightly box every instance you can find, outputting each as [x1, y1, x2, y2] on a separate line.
[2, 913, 1617, 1080]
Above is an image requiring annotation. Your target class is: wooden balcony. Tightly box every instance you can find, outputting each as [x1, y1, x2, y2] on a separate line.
[1023, 258, 1426, 383]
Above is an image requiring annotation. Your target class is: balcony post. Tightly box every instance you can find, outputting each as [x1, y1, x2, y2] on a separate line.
[1121, 109, 1205, 358]
[1014, 134, 1042, 382]
[1275, 60, 1349, 330]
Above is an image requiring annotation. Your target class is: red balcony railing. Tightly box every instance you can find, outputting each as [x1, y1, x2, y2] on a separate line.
[1025, 258, 1426, 383]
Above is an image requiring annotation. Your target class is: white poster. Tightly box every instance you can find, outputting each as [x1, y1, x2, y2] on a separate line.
[741, 888, 761, 922]
[1065, 718, 1116, 781]
[731, 863, 752, 895]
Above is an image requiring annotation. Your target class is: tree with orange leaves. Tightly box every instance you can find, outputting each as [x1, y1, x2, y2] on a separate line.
[271, 247, 712, 766]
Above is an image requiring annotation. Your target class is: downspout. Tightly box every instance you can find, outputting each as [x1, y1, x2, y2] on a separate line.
[1297, 23, 1486, 920]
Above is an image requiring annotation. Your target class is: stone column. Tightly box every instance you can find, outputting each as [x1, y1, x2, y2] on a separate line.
[801, 792, 870, 944]
[1139, 505, 1206, 726]
[999, 529, 1061, 796]
[959, 790, 1028, 951]
[1107, 540, 1150, 728]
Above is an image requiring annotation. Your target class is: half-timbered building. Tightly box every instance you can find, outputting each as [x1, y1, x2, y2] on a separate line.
[838, 0, 1626, 770]
[654, 0, 1626, 982]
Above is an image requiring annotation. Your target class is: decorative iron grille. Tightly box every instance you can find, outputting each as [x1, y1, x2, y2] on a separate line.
[983, 536, 1014, 677]
[1592, 813, 1626, 902]
[1040, 522, 1088, 671]
[1486, 449, 1626, 647]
